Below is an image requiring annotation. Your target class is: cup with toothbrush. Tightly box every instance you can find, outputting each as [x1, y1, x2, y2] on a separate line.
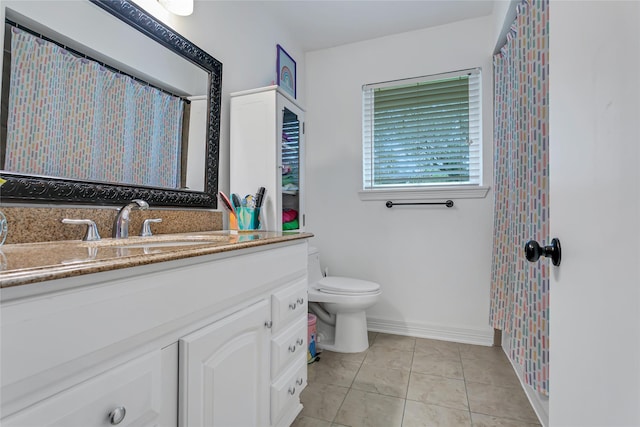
[230, 187, 266, 231]
[218, 191, 238, 230]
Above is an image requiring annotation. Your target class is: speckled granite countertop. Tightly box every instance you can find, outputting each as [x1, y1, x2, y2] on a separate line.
[0, 231, 313, 288]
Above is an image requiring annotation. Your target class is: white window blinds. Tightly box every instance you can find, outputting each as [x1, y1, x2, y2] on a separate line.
[363, 69, 481, 189]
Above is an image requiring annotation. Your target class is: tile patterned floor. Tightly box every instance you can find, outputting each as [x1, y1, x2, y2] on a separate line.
[292, 332, 541, 427]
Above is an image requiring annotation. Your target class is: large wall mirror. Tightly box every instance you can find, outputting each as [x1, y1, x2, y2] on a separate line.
[0, 0, 221, 208]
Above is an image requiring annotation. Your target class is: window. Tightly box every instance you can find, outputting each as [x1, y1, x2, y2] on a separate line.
[362, 69, 482, 192]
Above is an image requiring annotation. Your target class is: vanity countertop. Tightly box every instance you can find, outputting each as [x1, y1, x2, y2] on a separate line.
[0, 231, 313, 288]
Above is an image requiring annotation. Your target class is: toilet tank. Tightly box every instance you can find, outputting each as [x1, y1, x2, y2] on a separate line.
[307, 246, 323, 285]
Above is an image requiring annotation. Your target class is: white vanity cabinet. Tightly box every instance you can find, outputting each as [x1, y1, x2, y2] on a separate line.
[0, 240, 309, 427]
[230, 86, 305, 232]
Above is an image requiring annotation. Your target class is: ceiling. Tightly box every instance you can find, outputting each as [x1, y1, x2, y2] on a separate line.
[257, 1, 496, 52]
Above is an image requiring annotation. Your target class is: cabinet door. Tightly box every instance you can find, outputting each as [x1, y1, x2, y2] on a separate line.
[278, 96, 305, 232]
[179, 300, 270, 427]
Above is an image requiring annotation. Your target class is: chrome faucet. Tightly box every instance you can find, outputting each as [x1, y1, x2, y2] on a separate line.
[113, 199, 149, 238]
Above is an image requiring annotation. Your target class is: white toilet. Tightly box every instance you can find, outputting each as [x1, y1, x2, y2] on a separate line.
[307, 246, 381, 353]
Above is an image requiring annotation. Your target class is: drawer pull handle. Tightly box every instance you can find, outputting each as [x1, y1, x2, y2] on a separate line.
[288, 386, 296, 395]
[296, 377, 304, 386]
[289, 302, 297, 310]
[109, 406, 126, 425]
[289, 344, 297, 353]
[264, 320, 273, 329]
[297, 297, 305, 305]
[296, 338, 304, 346]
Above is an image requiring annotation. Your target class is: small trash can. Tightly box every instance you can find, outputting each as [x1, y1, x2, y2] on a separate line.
[307, 313, 317, 362]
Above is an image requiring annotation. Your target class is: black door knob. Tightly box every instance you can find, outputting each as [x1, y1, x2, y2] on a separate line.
[524, 238, 561, 266]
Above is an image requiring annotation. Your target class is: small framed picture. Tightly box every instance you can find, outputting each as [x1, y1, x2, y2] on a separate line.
[277, 44, 296, 99]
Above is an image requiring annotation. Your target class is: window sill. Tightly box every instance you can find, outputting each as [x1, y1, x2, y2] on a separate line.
[358, 185, 491, 201]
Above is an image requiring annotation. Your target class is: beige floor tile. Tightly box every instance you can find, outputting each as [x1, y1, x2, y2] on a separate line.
[402, 400, 472, 427]
[461, 358, 520, 387]
[407, 372, 469, 411]
[466, 382, 539, 423]
[371, 333, 416, 351]
[308, 357, 362, 387]
[363, 346, 414, 371]
[334, 389, 404, 427]
[471, 412, 541, 426]
[459, 344, 508, 363]
[414, 338, 461, 360]
[412, 354, 464, 379]
[291, 415, 333, 427]
[319, 349, 368, 364]
[300, 382, 349, 422]
[352, 363, 410, 398]
[300, 334, 539, 427]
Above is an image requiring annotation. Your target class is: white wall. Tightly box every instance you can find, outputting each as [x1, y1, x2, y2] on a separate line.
[166, 1, 305, 200]
[492, 0, 517, 52]
[304, 16, 495, 344]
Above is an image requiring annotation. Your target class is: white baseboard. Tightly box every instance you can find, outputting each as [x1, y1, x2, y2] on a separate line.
[366, 317, 494, 346]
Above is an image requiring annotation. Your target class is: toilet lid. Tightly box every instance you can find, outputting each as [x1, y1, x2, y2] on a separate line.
[316, 277, 381, 295]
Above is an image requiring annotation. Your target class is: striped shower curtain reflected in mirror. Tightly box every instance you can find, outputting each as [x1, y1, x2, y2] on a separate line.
[5, 28, 184, 188]
[490, 0, 550, 396]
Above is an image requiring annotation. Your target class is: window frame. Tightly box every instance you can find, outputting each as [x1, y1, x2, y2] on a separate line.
[359, 68, 489, 201]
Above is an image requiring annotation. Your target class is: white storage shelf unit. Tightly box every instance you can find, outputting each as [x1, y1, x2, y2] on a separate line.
[230, 85, 305, 232]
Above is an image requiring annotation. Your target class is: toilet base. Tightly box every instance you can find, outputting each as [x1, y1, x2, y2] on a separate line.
[316, 310, 370, 353]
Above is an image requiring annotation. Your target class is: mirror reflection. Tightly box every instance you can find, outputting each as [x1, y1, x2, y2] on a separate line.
[0, 0, 221, 207]
[4, 25, 189, 189]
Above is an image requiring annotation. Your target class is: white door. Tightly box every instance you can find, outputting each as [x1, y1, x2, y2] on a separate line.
[549, 2, 640, 425]
[179, 300, 271, 427]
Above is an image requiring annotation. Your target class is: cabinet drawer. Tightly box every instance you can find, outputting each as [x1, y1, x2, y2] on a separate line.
[271, 315, 307, 379]
[271, 279, 307, 332]
[270, 355, 307, 426]
[2, 350, 162, 427]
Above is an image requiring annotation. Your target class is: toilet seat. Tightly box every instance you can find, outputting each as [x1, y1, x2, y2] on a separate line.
[316, 277, 381, 296]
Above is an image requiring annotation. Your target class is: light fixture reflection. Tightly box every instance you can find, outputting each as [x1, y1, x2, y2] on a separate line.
[158, 0, 193, 16]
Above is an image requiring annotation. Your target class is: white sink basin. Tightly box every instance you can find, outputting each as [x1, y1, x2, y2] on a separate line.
[113, 240, 220, 249]
[82, 234, 231, 249]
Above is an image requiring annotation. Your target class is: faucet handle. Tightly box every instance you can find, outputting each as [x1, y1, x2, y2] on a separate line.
[62, 219, 101, 241]
[141, 218, 162, 237]
[131, 199, 149, 209]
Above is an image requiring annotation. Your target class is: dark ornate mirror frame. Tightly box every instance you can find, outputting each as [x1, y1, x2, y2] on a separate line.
[1, 0, 222, 208]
